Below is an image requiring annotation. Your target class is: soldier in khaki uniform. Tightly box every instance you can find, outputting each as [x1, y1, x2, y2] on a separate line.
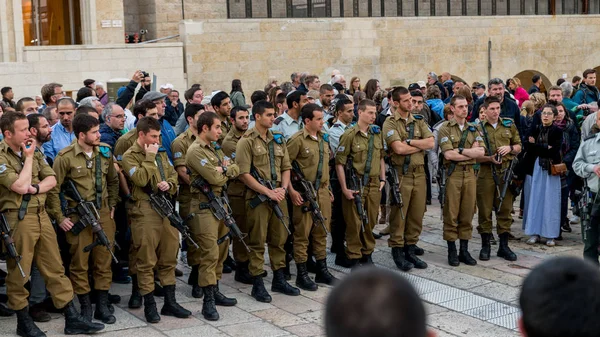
[121, 117, 191, 323]
[438, 95, 485, 267]
[335, 99, 386, 268]
[211, 91, 232, 145]
[112, 99, 160, 309]
[170, 103, 204, 297]
[186, 112, 240, 321]
[221, 106, 252, 284]
[236, 100, 300, 303]
[47, 114, 119, 324]
[0, 111, 104, 336]
[476, 96, 521, 261]
[382, 87, 434, 272]
[287, 103, 337, 291]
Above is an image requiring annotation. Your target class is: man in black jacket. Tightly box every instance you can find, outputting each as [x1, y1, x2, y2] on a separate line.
[470, 78, 521, 134]
[116, 70, 149, 109]
[427, 72, 448, 101]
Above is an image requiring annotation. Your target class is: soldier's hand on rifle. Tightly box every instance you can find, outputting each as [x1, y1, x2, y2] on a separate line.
[379, 180, 386, 192]
[110, 207, 115, 219]
[342, 188, 356, 200]
[594, 164, 600, 178]
[267, 188, 286, 203]
[289, 189, 304, 206]
[145, 143, 159, 155]
[157, 181, 170, 192]
[59, 218, 75, 232]
[490, 155, 502, 165]
[497, 145, 512, 156]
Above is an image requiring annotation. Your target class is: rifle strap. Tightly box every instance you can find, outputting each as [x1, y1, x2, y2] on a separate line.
[155, 155, 167, 181]
[362, 131, 375, 187]
[315, 137, 324, 190]
[268, 140, 277, 186]
[402, 123, 415, 175]
[480, 122, 494, 156]
[95, 154, 102, 209]
[18, 194, 31, 221]
[448, 126, 471, 177]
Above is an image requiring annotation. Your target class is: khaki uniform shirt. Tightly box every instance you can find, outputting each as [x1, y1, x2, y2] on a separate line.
[222, 127, 246, 197]
[47, 142, 119, 223]
[186, 138, 239, 198]
[121, 142, 178, 201]
[235, 128, 291, 185]
[438, 119, 486, 166]
[114, 127, 163, 164]
[0, 143, 55, 212]
[171, 128, 196, 186]
[218, 118, 231, 145]
[287, 129, 331, 185]
[382, 112, 433, 168]
[477, 118, 521, 164]
[335, 125, 385, 177]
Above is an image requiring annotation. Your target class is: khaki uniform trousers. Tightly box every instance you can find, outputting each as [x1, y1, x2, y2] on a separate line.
[188, 198, 229, 287]
[230, 193, 248, 263]
[4, 207, 74, 311]
[388, 167, 427, 248]
[343, 177, 381, 259]
[129, 200, 178, 295]
[292, 184, 332, 263]
[245, 195, 289, 277]
[126, 200, 139, 276]
[443, 166, 477, 241]
[176, 188, 198, 267]
[65, 201, 115, 294]
[476, 165, 514, 235]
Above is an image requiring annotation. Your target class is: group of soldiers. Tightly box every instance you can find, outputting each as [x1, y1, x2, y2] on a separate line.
[1, 82, 526, 337]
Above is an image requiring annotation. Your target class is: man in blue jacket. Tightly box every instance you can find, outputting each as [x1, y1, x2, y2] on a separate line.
[572, 69, 599, 105]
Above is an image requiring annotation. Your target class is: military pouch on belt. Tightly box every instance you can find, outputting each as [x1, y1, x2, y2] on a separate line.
[70, 220, 87, 236]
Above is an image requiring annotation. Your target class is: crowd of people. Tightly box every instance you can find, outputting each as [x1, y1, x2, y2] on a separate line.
[0, 67, 599, 336]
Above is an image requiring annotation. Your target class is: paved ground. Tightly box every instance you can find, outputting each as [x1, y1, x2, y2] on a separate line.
[0, 194, 585, 337]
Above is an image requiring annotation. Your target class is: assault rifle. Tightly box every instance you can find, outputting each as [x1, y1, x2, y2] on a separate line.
[385, 157, 405, 220]
[498, 158, 518, 208]
[249, 167, 291, 234]
[0, 214, 25, 277]
[143, 184, 199, 249]
[63, 180, 119, 263]
[437, 153, 447, 221]
[190, 177, 250, 252]
[290, 161, 328, 233]
[345, 158, 368, 232]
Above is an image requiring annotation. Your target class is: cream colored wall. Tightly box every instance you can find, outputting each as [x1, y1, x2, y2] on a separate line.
[181, 15, 600, 94]
[0, 43, 186, 99]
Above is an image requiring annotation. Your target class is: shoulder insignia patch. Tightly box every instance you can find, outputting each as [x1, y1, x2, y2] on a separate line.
[323, 133, 330, 143]
[174, 152, 182, 159]
[273, 116, 284, 125]
[128, 167, 136, 176]
[386, 130, 395, 138]
[370, 125, 381, 134]
[440, 136, 449, 143]
[273, 133, 284, 145]
[333, 123, 342, 128]
[413, 114, 424, 120]
[158, 146, 166, 152]
[116, 154, 123, 161]
[476, 136, 483, 141]
[99, 146, 111, 158]
[200, 158, 208, 167]
[468, 125, 477, 132]
[0, 164, 6, 174]
[501, 118, 514, 127]
[337, 146, 345, 152]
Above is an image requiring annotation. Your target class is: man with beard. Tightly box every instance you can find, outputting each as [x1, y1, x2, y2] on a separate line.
[221, 106, 254, 284]
[47, 114, 120, 325]
[43, 97, 76, 162]
[470, 79, 520, 131]
[318, 84, 335, 121]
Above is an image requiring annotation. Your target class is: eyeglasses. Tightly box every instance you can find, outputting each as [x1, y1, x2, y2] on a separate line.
[541, 112, 554, 116]
[111, 114, 127, 120]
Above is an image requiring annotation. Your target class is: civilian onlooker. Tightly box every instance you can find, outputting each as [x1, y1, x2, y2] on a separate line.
[1, 86, 15, 108]
[347, 77, 361, 95]
[40, 82, 65, 110]
[15, 97, 39, 115]
[306, 90, 319, 105]
[230, 79, 247, 108]
[76, 104, 100, 119]
[363, 79, 380, 100]
[425, 85, 444, 120]
[143, 91, 176, 160]
[164, 89, 184, 127]
[273, 92, 287, 117]
[509, 77, 530, 108]
[573, 69, 600, 105]
[473, 83, 486, 102]
[159, 83, 173, 96]
[76, 86, 95, 103]
[96, 82, 109, 105]
[305, 75, 321, 91]
[528, 74, 542, 94]
[571, 75, 582, 92]
[427, 72, 448, 101]
[560, 82, 580, 119]
[556, 78, 566, 86]
[43, 97, 76, 161]
[35, 95, 43, 107]
[83, 78, 96, 89]
[290, 72, 301, 89]
[519, 257, 600, 337]
[297, 72, 309, 92]
[174, 85, 204, 135]
[325, 267, 435, 337]
[331, 74, 346, 91]
[523, 104, 563, 247]
[553, 102, 580, 235]
[43, 106, 58, 127]
[471, 79, 521, 134]
[280, 81, 295, 95]
[99, 103, 127, 148]
[267, 86, 282, 106]
[573, 112, 600, 264]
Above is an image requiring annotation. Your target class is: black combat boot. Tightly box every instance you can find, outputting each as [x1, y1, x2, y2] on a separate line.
[392, 247, 414, 271]
[251, 276, 272, 303]
[128, 275, 142, 309]
[405, 245, 428, 269]
[314, 259, 337, 285]
[295, 262, 317, 291]
[414, 245, 425, 256]
[214, 282, 237, 306]
[143, 293, 160, 323]
[201, 286, 219, 321]
[234, 261, 253, 285]
[497, 232, 518, 261]
[76, 293, 93, 323]
[29, 303, 50, 322]
[63, 301, 105, 335]
[272, 269, 301, 296]
[479, 233, 491, 261]
[360, 254, 374, 265]
[224, 254, 237, 271]
[458, 240, 477, 266]
[335, 254, 359, 268]
[188, 265, 203, 298]
[283, 253, 293, 281]
[0, 303, 14, 317]
[154, 280, 165, 297]
[16, 307, 46, 337]
[161, 285, 191, 318]
[93, 290, 116, 324]
[306, 255, 317, 274]
[447, 241, 459, 267]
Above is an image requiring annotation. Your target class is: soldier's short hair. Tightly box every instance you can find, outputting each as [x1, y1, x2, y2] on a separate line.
[73, 113, 100, 138]
[391, 86, 410, 102]
[357, 99, 376, 112]
[335, 98, 353, 114]
[301, 103, 323, 122]
[483, 95, 501, 108]
[196, 111, 219, 133]
[185, 103, 205, 125]
[286, 90, 305, 109]
[252, 100, 274, 117]
[137, 116, 161, 134]
[0, 111, 27, 135]
[230, 106, 249, 120]
[319, 84, 334, 94]
[250, 90, 268, 105]
[133, 100, 157, 120]
[211, 91, 230, 109]
[450, 95, 467, 106]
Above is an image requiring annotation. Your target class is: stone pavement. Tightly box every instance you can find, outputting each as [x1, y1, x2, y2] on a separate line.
[0, 195, 585, 337]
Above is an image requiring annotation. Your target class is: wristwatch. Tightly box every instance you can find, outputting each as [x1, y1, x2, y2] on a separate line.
[222, 166, 227, 174]
[458, 147, 464, 155]
[32, 184, 40, 195]
[406, 139, 412, 146]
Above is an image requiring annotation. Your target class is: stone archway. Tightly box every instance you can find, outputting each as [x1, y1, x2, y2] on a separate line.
[513, 70, 552, 95]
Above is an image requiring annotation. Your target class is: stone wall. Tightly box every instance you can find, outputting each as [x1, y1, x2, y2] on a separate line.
[0, 43, 186, 99]
[95, 0, 126, 44]
[180, 15, 600, 94]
